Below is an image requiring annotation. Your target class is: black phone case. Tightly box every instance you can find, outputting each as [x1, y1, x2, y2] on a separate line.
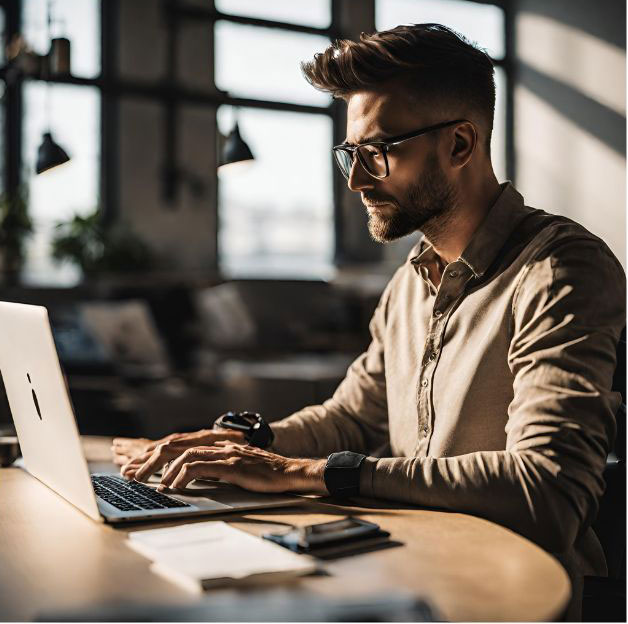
[264, 527, 391, 554]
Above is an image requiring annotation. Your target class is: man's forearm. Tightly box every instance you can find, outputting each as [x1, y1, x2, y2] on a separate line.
[359, 449, 596, 553]
[285, 457, 328, 493]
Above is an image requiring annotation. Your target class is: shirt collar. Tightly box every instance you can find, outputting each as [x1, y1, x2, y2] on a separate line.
[410, 181, 530, 279]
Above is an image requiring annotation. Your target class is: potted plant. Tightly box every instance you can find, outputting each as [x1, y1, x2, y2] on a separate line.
[0, 188, 34, 286]
[51, 209, 153, 277]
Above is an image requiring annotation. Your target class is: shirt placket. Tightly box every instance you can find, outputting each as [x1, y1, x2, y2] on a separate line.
[414, 261, 473, 456]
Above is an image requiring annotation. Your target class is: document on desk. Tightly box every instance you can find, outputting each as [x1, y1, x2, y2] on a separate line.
[127, 521, 318, 593]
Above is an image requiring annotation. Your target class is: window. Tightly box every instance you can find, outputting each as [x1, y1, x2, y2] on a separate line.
[376, 0, 509, 182]
[218, 107, 334, 279]
[21, 0, 100, 78]
[215, 22, 331, 106]
[493, 67, 507, 182]
[12, 0, 101, 286]
[376, 0, 505, 59]
[214, 8, 335, 278]
[21, 83, 100, 286]
[215, 0, 331, 28]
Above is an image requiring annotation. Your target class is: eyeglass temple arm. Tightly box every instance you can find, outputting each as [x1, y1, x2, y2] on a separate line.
[386, 119, 470, 146]
[332, 119, 470, 153]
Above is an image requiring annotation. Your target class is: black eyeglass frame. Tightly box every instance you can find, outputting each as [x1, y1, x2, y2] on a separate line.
[332, 118, 471, 180]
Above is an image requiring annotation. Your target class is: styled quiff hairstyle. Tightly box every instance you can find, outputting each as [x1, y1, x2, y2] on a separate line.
[302, 23, 496, 152]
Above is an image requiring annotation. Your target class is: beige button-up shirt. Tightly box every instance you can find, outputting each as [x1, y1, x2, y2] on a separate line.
[271, 182, 625, 584]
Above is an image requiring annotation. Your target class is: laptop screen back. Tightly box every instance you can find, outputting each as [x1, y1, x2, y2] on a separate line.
[0, 302, 101, 521]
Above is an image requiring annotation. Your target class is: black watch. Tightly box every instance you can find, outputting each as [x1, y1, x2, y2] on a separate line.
[324, 451, 366, 498]
[214, 411, 274, 449]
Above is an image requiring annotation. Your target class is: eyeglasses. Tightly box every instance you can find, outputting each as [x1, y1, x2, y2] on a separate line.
[332, 119, 469, 180]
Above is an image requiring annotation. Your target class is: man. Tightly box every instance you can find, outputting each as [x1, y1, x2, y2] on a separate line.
[114, 24, 624, 614]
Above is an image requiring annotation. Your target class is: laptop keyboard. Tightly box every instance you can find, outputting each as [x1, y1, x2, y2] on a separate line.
[92, 475, 192, 512]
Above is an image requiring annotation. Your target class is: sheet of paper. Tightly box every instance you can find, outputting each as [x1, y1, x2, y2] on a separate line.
[128, 521, 317, 582]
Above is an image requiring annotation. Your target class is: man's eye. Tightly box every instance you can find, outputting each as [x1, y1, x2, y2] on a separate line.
[363, 147, 383, 158]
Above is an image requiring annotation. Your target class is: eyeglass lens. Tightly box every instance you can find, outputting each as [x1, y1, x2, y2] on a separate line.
[357, 145, 387, 178]
[334, 145, 387, 179]
[333, 149, 353, 180]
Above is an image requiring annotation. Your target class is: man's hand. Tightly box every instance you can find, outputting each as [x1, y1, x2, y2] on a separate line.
[111, 436, 157, 466]
[157, 441, 328, 494]
[115, 429, 246, 480]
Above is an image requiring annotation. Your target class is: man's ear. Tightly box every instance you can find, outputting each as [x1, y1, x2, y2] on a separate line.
[450, 121, 477, 168]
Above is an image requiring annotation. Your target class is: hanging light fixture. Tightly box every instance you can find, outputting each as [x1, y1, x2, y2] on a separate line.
[36, 132, 70, 174]
[36, 0, 70, 175]
[218, 108, 254, 171]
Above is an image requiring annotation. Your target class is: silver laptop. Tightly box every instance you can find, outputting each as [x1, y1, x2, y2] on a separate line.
[0, 301, 302, 523]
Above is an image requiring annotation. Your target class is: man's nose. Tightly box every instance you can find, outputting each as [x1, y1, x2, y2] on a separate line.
[347, 157, 375, 193]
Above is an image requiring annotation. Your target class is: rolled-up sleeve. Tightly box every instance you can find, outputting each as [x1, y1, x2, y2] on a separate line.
[270, 282, 392, 458]
[358, 239, 625, 553]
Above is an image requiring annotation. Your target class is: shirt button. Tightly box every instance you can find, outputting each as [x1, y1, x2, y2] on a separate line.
[421, 379, 428, 387]
[448, 270, 458, 278]
[434, 310, 442, 318]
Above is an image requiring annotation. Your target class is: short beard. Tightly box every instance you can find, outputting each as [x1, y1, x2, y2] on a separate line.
[365, 153, 459, 244]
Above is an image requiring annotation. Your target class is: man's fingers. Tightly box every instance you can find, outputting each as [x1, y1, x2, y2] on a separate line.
[160, 447, 231, 487]
[112, 437, 148, 449]
[212, 439, 244, 448]
[159, 447, 214, 487]
[120, 452, 151, 479]
[133, 443, 181, 482]
[169, 460, 228, 490]
[112, 437, 134, 447]
[132, 439, 207, 482]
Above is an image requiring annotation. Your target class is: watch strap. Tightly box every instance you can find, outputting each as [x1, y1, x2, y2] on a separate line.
[215, 411, 274, 449]
[247, 419, 274, 449]
[324, 451, 366, 498]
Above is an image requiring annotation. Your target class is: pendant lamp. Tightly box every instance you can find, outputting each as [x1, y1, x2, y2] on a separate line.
[36, 131, 70, 174]
[36, 0, 70, 175]
[218, 122, 254, 170]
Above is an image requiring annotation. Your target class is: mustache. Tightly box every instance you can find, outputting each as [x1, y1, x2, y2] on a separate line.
[362, 192, 398, 207]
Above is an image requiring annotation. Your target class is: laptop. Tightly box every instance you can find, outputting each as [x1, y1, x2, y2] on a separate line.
[0, 301, 303, 523]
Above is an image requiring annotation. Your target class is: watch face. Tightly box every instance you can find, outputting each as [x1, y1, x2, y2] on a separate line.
[221, 411, 261, 428]
[217, 411, 272, 449]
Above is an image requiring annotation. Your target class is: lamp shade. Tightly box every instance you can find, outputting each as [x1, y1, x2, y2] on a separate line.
[219, 123, 254, 169]
[36, 132, 70, 174]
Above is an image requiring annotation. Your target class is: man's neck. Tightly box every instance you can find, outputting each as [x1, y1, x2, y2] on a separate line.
[426, 174, 502, 267]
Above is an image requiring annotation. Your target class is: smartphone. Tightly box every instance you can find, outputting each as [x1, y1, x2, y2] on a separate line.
[264, 516, 388, 552]
[299, 517, 382, 546]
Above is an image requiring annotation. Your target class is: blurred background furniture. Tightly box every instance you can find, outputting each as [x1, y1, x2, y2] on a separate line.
[0, 278, 378, 438]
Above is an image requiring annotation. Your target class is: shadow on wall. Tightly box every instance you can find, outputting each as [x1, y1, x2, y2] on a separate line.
[514, 0, 626, 267]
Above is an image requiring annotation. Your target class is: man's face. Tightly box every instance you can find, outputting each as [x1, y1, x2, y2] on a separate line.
[344, 88, 459, 242]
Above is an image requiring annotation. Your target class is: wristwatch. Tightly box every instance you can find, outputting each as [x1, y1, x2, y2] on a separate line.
[214, 411, 274, 449]
[324, 451, 366, 498]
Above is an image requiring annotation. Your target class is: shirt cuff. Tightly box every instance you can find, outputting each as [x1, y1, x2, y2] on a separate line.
[359, 456, 378, 497]
[268, 422, 294, 456]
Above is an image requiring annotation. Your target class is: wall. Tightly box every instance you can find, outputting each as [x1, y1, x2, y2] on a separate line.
[514, 0, 626, 267]
[116, 0, 218, 275]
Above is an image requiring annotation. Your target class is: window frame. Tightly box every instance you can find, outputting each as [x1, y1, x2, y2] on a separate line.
[0, 0, 514, 283]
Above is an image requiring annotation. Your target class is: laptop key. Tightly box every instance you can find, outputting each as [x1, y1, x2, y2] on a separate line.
[91, 474, 191, 511]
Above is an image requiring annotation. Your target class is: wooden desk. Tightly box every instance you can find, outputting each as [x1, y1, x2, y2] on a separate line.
[0, 437, 570, 621]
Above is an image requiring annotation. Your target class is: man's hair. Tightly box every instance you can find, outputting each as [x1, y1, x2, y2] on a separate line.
[301, 24, 496, 152]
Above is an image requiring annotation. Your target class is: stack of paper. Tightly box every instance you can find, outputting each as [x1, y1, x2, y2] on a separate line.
[127, 521, 317, 593]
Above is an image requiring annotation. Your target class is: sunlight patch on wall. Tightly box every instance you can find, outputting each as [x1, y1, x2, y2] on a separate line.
[515, 86, 625, 267]
[517, 13, 625, 116]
